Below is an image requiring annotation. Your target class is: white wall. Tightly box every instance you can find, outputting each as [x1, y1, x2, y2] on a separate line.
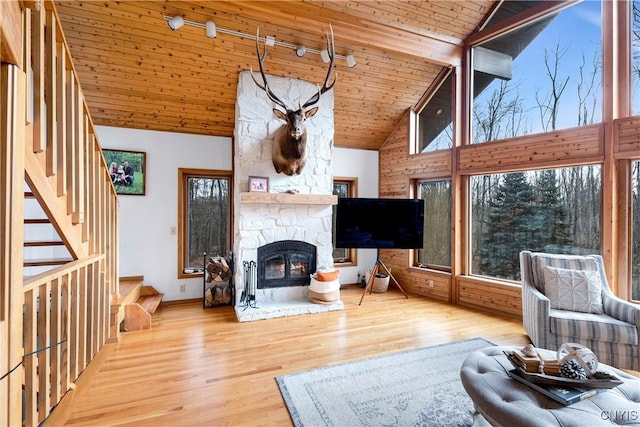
[95, 126, 378, 301]
[332, 147, 379, 285]
[95, 126, 232, 301]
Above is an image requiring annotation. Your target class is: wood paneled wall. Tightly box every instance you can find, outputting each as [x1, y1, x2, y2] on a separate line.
[378, 111, 458, 305]
[615, 117, 640, 155]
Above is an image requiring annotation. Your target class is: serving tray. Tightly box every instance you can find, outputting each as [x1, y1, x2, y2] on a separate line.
[504, 351, 623, 389]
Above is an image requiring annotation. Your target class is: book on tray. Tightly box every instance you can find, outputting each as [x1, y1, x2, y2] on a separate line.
[511, 348, 560, 375]
[509, 369, 605, 405]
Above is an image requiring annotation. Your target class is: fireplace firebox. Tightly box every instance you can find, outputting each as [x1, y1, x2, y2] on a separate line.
[257, 240, 316, 288]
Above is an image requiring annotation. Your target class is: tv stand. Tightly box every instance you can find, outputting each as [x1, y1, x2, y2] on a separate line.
[359, 250, 409, 305]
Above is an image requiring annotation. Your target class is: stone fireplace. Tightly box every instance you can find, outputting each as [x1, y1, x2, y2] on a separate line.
[232, 71, 343, 322]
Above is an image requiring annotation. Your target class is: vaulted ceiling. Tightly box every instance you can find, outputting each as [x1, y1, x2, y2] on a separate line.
[53, 1, 496, 150]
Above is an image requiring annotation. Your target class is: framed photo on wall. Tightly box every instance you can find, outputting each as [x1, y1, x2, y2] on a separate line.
[249, 176, 269, 193]
[102, 149, 146, 196]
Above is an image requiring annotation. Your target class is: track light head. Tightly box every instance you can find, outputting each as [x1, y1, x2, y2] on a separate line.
[320, 49, 330, 63]
[346, 54, 356, 68]
[168, 16, 184, 30]
[295, 46, 306, 57]
[206, 21, 217, 38]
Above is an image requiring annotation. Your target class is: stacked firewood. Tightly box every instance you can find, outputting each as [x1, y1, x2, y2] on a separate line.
[205, 256, 232, 282]
[205, 255, 233, 306]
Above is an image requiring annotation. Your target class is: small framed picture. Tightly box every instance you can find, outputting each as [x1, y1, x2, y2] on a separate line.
[249, 176, 269, 193]
[102, 149, 146, 196]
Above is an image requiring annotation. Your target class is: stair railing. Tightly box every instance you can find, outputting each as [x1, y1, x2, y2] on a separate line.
[2, 1, 120, 425]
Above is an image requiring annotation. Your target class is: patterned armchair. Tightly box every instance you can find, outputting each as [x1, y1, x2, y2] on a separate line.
[520, 251, 640, 371]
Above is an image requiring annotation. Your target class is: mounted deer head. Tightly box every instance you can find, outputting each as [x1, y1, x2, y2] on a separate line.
[251, 25, 336, 176]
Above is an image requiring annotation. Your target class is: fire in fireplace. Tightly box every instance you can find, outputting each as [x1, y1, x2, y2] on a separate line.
[257, 240, 317, 288]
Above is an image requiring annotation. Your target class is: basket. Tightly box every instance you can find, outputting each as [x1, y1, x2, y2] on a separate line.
[371, 274, 390, 292]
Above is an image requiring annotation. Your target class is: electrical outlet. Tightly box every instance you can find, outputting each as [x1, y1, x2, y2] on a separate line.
[428, 280, 435, 288]
[180, 284, 186, 293]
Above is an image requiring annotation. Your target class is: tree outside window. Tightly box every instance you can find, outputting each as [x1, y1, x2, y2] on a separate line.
[415, 180, 451, 270]
[178, 169, 232, 278]
[472, 167, 601, 281]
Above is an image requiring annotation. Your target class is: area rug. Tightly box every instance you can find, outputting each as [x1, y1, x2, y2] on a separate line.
[276, 337, 495, 427]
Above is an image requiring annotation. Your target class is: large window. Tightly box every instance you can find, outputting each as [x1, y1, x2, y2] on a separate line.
[633, 0, 640, 115]
[332, 178, 357, 265]
[471, 166, 601, 281]
[633, 161, 640, 301]
[415, 69, 454, 153]
[415, 180, 451, 270]
[178, 168, 232, 278]
[472, 1, 602, 143]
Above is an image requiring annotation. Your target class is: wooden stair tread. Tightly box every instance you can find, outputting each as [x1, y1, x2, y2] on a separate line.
[24, 218, 51, 224]
[116, 282, 142, 306]
[24, 240, 65, 246]
[24, 257, 73, 267]
[140, 285, 161, 296]
[137, 294, 163, 314]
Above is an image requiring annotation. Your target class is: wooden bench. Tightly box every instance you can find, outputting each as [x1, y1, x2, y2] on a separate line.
[113, 276, 164, 332]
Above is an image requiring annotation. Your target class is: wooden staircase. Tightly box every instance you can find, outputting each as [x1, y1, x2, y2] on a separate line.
[4, 3, 121, 425]
[112, 276, 164, 332]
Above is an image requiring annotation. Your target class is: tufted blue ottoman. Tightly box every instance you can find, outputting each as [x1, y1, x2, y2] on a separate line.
[460, 346, 640, 427]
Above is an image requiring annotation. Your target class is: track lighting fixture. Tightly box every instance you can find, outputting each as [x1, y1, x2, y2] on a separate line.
[346, 54, 356, 68]
[167, 16, 184, 30]
[206, 21, 217, 39]
[163, 15, 356, 68]
[320, 49, 330, 63]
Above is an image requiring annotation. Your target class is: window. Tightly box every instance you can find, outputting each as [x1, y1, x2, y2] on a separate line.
[332, 178, 357, 265]
[471, 166, 601, 281]
[415, 69, 454, 153]
[178, 168, 232, 278]
[415, 180, 451, 270]
[632, 161, 640, 301]
[472, 1, 602, 143]
[633, 0, 640, 115]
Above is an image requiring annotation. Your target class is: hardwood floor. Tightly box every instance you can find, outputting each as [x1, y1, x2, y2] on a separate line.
[45, 286, 532, 426]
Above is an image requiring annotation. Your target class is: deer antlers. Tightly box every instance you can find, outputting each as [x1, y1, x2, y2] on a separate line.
[250, 25, 337, 112]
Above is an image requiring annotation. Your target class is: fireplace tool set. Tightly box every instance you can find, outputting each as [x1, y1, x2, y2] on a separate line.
[240, 260, 258, 310]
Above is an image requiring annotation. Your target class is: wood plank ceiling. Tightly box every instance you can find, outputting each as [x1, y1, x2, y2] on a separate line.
[53, 1, 495, 151]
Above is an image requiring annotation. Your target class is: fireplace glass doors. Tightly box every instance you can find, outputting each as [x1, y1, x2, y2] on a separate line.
[257, 240, 317, 288]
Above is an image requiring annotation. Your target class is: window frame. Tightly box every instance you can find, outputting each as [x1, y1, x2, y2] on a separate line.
[177, 168, 233, 279]
[332, 177, 358, 267]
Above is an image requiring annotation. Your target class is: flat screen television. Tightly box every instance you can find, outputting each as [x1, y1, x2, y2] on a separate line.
[335, 198, 425, 249]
